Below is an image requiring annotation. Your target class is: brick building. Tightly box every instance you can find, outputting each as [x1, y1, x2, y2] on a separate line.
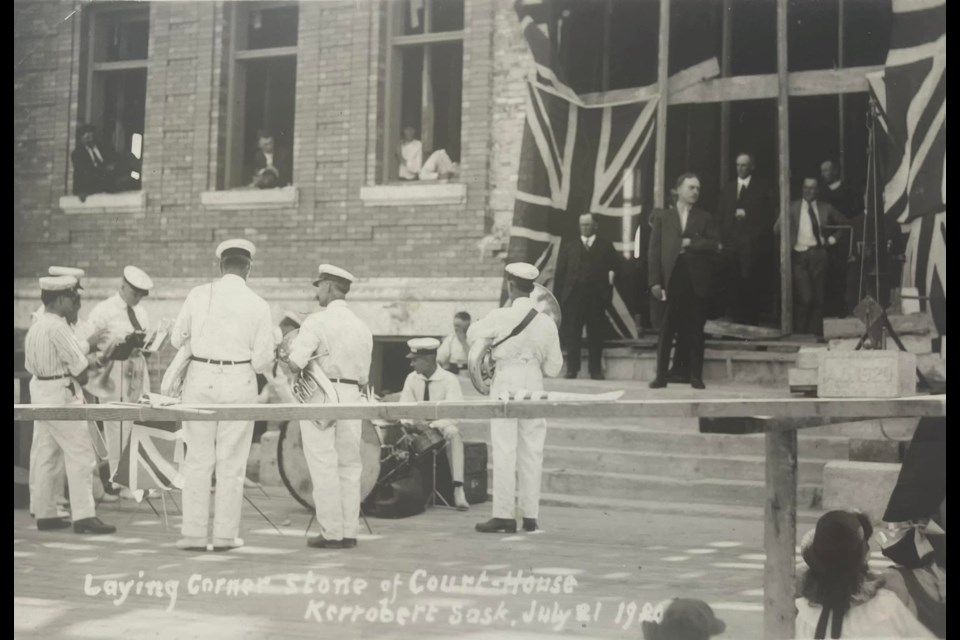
[15, 0, 532, 391]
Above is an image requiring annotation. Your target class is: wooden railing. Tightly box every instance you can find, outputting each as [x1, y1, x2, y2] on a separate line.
[14, 395, 946, 639]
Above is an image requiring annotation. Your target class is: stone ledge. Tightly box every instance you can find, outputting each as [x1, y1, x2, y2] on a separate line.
[59, 192, 146, 215]
[200, 186, 298, 210]
[359, 182, 466, 206]
[823, 460, 901, 522]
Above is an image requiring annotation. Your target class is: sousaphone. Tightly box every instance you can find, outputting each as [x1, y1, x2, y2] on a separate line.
[468, 282, 562, 395]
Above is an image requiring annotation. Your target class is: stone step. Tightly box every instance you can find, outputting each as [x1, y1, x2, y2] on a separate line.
[543, 445, 827, 484]
[599, 349, 793, 387]
[459, 422, 850, 459]
[539, 467, 824, 510]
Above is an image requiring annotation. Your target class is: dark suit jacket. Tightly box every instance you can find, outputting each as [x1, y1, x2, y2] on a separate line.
[648, 206, 721, 298]
[553, 235, 620, 306]
[71, 144, 117, 197]
[251, 148, 293, 187]
[717, 177, 774, 263]
[775, 200, 846, 248]
[821, 181, 862, 219]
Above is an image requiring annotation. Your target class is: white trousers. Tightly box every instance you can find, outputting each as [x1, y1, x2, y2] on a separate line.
[435, 424, 464, 484]
[102, 421, 132, 478]
[180, 362, 256, 542]
[299, 383, 362, 540]
[29, 378, 97, 521]
[98, 356, 148, 477]
[490, 362, 547, 520]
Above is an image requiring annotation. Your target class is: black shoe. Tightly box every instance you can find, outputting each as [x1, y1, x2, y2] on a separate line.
[37, 517, 72, 531]
[690, 378, 706, 390]
[341, 538, 357, 549]
[648, 378, 667, 389]
[73, 517, 116, 535]
[522, 518, 538, 532]
[590, 373, 605, 381]
[667, 371, 689, 384]
[564, 371, 579, 379]
[475, 518, 517, 534]
[307, 535, 344, 549]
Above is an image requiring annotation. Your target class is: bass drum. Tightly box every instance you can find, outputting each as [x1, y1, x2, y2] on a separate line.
[277, 420, 382, 511]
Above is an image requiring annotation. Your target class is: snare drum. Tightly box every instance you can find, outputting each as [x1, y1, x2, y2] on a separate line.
[409, 428, 445, 457]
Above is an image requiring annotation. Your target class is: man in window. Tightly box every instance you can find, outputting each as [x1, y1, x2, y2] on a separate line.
[418, 148, 459, 181]
[397, 125, 422, 181]
[437, 311, 471, 373]
[70, 124, 137, 201]
[250, 129, 292, 188]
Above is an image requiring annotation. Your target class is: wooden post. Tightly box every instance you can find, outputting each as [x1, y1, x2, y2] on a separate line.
[653, 0, 671, 208]
[837, 0, 846, 182]
[765, 423, 798, 639]
[719, 0, 733, 186]
[776, 0, 793, 335]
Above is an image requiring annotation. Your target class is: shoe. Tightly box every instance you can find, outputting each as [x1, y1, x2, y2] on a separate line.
[590, 373, 605, 381]
[475, 518, 517, 534]
[212, 537, 243, 552]
[648, 378, 667, 389]
[341, 538, 357, 549]
[118, 488, 137, 500]
[690, 378, 706, 390]
[176, 537, 208, 552]
[73, 517, 117, 535]
[307, 536, 345, 549]
[667, 371, 689, 384]
[564, 371, 579, 379]
[522, 518, 538, 532]
[99, 493, 120, 504]
[37, 517, 72, 531]
[454, 487, 470, 512]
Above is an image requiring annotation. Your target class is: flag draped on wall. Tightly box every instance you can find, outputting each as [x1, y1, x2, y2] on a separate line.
[506, 3, 657, 339]
[866, 0, 945, 334]
[113, 421, 184, 500]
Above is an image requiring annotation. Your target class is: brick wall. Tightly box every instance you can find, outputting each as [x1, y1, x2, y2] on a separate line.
[14, 0, 533, 282]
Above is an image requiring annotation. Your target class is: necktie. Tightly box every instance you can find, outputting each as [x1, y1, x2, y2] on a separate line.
[89, 148, 101, 168]
[806, 203, 823, 247]
[737, 182, 745, 202]
[422, 379, 431, 402]
[126, 305, 143, 331]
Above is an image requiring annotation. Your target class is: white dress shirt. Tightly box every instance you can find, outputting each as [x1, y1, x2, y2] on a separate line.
[25, 312, 89, 379]
[581, 234, 595, 249]
[288, 299, 373, 385]
[87, 293, 150, 351]
[737, 175, 752, 199]
[264, 151, 274, 168]
[399, 366, 463, 429]
[399, 140, 423, 180]
[467, 297, 563, 378]
[172, 274, 276, 374]
[795, 200, 822, 252]
[87, 145, 104, 166]
[676, 204, 691, 233]
[437, 333, 468, 368]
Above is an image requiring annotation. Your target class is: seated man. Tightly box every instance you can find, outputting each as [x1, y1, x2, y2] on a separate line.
[437, 311, 471, 373]
[70, 124, 139, 201]
[249, 129, 292, 188]
[399, 338, 469, 510]
[397, 125, 422, 181]
[418, 149, 459, 181]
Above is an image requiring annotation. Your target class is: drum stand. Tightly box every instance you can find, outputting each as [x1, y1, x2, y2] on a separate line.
[425, 448, 453, 509]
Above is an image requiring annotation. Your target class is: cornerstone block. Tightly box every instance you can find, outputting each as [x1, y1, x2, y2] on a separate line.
[818, 351, 916, 398]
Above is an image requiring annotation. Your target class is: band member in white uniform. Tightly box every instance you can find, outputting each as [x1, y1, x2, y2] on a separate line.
[285, 264, 373, 549]
[399, 337, 470, 510]
[468, 263, 562, 534]
[25, 275, 116, 534]
[28, 266, 106, 515]
[172, 239, 276, 551]
[86, 266, 154, 484]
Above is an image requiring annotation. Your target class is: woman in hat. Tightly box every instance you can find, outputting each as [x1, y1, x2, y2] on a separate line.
[795, 510, 934, 638]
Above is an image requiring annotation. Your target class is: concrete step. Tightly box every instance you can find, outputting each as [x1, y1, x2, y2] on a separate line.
[460, 422, 850, 459]
[543, 445, 827, 484]
[599, 348, 793, 387]
[540, 467, 824, 510]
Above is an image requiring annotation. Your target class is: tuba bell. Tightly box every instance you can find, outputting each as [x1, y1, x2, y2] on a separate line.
[280, 329, 338, 430]
[468, 282, 562, 395]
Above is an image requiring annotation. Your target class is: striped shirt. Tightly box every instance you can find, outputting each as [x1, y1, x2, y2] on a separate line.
[25, 312, 89, 378]
[172, 274, 277, 374]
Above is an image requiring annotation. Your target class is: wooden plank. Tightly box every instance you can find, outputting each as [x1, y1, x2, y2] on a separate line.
[823, 313, 937, 339]
[13, 395, 946, 422]
[579, 58, 720, 108]
[390, 31, 465, 46]
[704, 320, 783, 340]
[653, 0, 670, 208]
[702, 349, 797, 362]
[776, 0, 793, 340]
[765, 423, 798, 639]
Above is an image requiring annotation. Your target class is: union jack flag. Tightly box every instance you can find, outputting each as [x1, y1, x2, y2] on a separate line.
[506, 2, 658, 339]
[866, 0, 945, 333]
[113, 421, 184, 500]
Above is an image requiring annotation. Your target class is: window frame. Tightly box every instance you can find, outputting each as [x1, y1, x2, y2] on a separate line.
[223, 1, 299, 191]
[381, 0, 465, 184]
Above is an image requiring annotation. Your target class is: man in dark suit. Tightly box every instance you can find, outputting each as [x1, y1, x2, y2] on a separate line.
[717, 153, 774, 325]
[70, 124, 137, 201]
[554, 213, 621, 380]
[250, 129, 293, 188]
[775, 177, 845, 336]
[648, 174, 722, 390]
[819, 159, 863, 317]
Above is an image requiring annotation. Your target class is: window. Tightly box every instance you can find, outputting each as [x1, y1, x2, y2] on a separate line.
[224, 3, 298, 190]
[383, 0, 464, 183]
[80, 3, 149, 189]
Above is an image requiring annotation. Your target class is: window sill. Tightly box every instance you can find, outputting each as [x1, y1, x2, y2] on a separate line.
[200, 186, 299, 210]
[360, 182, 466, 206]
[59, 192, 146, 215]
